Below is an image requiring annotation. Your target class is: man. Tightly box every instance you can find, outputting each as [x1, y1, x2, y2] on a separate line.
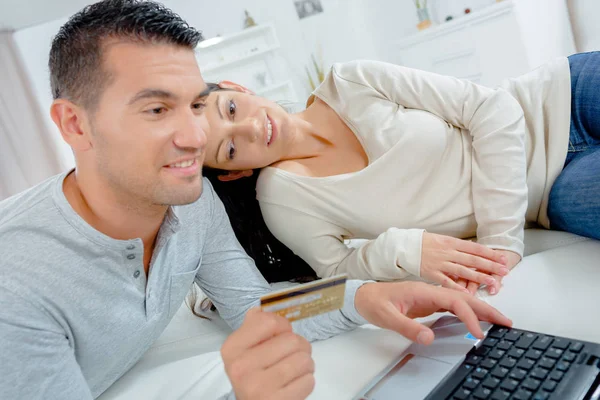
[0, 1, 511, 399]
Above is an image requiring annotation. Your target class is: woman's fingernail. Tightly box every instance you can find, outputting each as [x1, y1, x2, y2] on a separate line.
[489, 286, 497, 295]
[501, 268, 510, 276]
[417, 331, 429, 344]
[486, 277, 496, 286]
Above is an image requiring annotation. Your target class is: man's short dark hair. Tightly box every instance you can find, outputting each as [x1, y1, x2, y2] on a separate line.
[49, 0, 203, 110]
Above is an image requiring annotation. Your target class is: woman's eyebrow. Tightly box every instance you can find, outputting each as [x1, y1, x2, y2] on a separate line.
[216, 95, 223, 119]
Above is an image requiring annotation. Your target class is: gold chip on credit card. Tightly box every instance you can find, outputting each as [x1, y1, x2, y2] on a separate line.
[260, 274, 347, 322]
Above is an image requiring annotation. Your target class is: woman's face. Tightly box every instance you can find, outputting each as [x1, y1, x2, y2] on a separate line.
[203, 90, 295, 171]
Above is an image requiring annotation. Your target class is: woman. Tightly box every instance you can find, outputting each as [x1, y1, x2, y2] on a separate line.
[201, 52, 600, 295]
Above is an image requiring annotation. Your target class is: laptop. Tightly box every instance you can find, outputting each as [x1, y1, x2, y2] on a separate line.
[354, 316, 600, 400]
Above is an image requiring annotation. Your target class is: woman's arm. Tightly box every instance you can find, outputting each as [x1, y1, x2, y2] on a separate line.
[260, 201, 423, 281]
[332, 60, 528, 257]
[261, 202, 508, 291]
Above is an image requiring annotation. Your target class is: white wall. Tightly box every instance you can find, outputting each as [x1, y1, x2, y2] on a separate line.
[514, 0, 576, 69]
[0, 0, 89, 30]
[353, 0, 416, 65]
[13, 17, 74, 169]
[164, 0, 379, 99]
[568, 0, 600, 52]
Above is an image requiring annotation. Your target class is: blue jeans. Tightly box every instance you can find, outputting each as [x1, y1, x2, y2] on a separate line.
[547, 52, 600, 239]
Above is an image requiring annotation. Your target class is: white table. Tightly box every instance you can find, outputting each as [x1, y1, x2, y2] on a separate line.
[308, 239, 600, 399]
[100, 239, 600, 400]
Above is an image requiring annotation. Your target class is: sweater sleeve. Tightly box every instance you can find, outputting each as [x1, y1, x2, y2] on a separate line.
[331, 60, 528, 256]
[260, 201, 425, 280]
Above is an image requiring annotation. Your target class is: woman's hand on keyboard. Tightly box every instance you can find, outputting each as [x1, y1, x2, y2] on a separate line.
[420, 233, 510, 294]
[354, 281, 513, 345]
[221, 308, 315, 400]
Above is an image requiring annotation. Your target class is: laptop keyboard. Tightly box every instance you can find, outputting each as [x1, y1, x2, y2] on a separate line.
[432, 325, 591, 400]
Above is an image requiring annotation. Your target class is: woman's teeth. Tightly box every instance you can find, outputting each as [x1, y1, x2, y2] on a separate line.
[169, 159, 195, 168]
[267, 119, 273, 145]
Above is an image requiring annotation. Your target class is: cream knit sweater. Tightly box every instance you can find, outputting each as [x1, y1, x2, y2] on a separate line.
[256, 59, 571, 280]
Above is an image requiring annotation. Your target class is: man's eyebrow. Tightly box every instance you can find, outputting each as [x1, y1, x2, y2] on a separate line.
[128, 89, 178, 105]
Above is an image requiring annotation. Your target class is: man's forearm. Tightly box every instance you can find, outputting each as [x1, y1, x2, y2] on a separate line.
[291, 279, 371, 342]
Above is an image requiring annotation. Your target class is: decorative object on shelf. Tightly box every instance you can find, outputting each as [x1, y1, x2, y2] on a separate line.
[445, 15, 453, 22]
[393, 0, 576, 89]
[254, 71, 268, 88]
[414, 0, 432, 30]
[294, 0, 324, 20]
[464, 8, 471, 14]
[305, 53, 325, 91]
[243, 10, 257, 29]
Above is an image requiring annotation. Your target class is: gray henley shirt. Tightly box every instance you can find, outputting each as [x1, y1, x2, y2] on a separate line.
[0, 171, 368, 399]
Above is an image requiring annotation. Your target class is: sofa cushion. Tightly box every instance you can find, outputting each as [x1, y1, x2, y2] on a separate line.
[522, 229, 589, 256]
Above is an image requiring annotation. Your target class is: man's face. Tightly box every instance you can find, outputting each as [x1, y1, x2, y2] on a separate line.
[84, 41, 209, 206]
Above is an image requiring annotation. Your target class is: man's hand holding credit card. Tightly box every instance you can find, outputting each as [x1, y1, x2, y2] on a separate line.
[222, 278, 512, 400]
[220, 276, 347, 400]
[260, 274, 347, 322]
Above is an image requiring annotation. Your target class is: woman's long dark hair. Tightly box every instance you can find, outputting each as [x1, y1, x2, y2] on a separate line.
[204, 168, 318, 283]
[188, 169, 317, 319]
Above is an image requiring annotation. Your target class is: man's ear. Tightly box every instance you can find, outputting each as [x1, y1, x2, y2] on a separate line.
[218, 80, 255, 95]
[50, 99, 93, 152]
[217, 169, 254, 182]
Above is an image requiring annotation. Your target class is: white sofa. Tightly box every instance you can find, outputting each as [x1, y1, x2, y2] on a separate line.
[98, 229, 595, 399]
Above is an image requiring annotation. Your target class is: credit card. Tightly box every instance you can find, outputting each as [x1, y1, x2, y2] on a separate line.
[260, 274, 347, 322]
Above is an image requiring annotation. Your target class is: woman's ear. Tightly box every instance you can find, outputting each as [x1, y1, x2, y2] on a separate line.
[217, 169, 254, 182]
[218, 80, 255, 95]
